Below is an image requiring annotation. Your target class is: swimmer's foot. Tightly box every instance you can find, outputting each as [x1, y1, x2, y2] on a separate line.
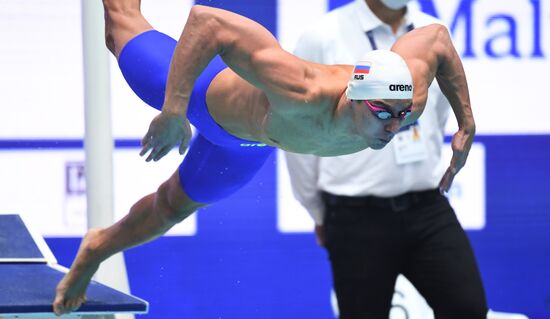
[53, 228, 104, 316]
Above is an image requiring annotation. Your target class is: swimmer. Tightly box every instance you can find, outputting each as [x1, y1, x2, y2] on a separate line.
[53, 1, 475, 315]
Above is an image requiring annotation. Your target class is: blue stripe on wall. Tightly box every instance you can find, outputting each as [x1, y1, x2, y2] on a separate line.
[0, 139, 141, 150]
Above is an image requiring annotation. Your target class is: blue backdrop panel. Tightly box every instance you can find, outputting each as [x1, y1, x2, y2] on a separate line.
[47, 134, 550, 318]
[466, 135, 550, 317]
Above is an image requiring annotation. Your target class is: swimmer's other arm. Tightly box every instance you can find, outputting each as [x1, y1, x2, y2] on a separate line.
[392, 24, 476, 193]
[140, 5, 314, 162]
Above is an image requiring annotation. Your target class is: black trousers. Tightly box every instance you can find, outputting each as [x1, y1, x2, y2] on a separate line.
[322, 189, 487, 319]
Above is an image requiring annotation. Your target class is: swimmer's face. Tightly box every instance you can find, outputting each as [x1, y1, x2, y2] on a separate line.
[351, 98, 413, 149]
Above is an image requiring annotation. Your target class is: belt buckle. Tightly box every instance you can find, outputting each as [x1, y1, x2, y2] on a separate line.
[390, 194, 410, 212]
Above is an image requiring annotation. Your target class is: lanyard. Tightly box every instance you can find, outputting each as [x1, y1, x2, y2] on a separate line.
[365, 23, 414, 50]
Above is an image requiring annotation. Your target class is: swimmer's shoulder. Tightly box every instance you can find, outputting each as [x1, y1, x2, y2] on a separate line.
[303, 63, 352, 107]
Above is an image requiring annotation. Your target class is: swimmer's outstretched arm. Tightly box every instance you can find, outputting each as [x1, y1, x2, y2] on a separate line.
[391, 24, 476, 193]
[141, 5, 314, 162]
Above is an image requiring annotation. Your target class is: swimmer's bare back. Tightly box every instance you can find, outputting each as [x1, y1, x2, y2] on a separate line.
[204, 62, 365, 156]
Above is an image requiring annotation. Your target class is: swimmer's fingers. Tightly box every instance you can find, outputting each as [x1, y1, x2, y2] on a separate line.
[440, 127, 475, 193]
[147, 137, 188, 162]
[179, 141, 188, 155]
[439, 140, 462, 193]
[141, 134, 158, 162]
[450, 126, 475, 170]
[140, 114, 166, 161]
[145, 148, 158, 162]
[153, 145, 172, 162]
[178, 122, 192, 155]
[140, 116, 161, 159]
[438, 166, 457, 194]
[150, 121, 191, 161]
[140, 112, 190, 162]
[145, 141, 172, 162]
[140, 134, 153, 157]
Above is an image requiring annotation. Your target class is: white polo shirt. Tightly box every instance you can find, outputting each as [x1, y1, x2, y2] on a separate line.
[284, 0, 451, 224]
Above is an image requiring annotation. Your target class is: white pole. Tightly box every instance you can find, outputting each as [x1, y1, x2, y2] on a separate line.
[81, 2, 133, 319]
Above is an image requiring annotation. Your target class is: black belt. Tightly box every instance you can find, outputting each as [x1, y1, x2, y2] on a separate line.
[321, 189, 441, 212]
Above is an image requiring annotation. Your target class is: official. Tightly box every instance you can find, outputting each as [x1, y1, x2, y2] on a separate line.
[285, 0, 488, 318]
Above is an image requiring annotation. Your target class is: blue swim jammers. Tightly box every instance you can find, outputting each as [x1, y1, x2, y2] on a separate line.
[118, 30, 274, 203]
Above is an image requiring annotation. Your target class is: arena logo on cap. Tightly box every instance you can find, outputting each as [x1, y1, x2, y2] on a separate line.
[389, 84, 412, 92]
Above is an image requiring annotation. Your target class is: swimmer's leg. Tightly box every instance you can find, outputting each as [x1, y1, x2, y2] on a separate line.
[53, 136, 273, 315]
[179, 134, 275, 203]
[54, 169, 205, 316]
[102, 0, 153, 58]
[117, 30, 177, 110]
[54, 2, 185, 315]
[104, 0, 178, 110]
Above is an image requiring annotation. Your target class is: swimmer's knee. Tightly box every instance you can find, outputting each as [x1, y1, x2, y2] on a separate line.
[102, 0, 153, 58]
[155, 175, 204, 226]
[155, 182, 188, 226]
[104, 20, 116, 56]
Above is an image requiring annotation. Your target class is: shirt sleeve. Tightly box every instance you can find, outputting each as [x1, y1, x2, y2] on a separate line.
[293, 27, 328, 63]
[284, 151, 325, 225]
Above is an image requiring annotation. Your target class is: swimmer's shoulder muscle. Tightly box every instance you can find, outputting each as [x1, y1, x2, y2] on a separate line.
[391, 23, 474, 131]
[192, 5, 322, 103]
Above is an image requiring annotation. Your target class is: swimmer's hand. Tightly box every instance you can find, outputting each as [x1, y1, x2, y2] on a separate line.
[439, 125, 475, 193]
[140, 111, 192, 162]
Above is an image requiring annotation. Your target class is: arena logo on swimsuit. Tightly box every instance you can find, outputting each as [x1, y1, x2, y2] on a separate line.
[240, 143, 268, 147]
[417, 0, 546, 58]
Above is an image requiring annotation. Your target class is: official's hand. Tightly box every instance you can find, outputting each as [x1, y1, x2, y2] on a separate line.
[315, 224, 326, 247]
[439, 126, 475, 193]
[140, 111, 192, 162]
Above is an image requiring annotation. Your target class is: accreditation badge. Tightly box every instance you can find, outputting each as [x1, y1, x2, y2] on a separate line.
[393, 121, 428, 165]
